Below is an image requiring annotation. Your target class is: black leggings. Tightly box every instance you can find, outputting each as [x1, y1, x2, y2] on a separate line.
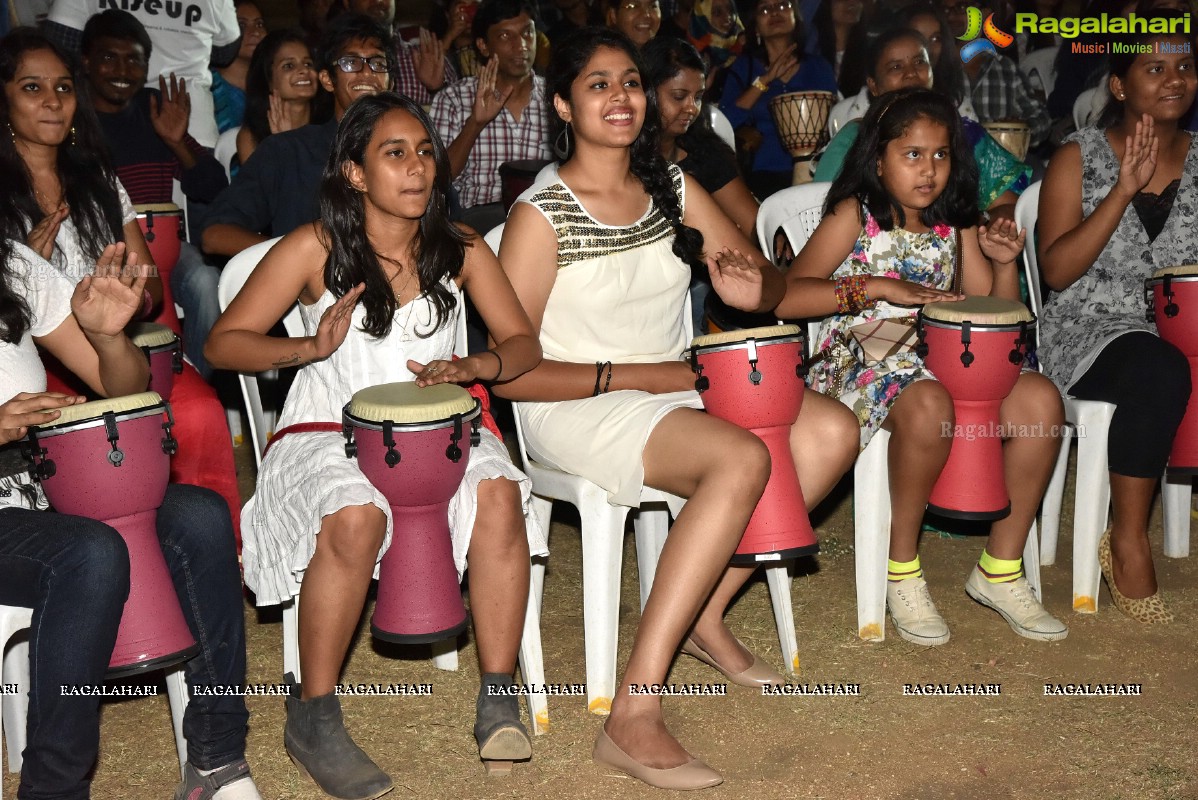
[1068, 331, 1192, 478]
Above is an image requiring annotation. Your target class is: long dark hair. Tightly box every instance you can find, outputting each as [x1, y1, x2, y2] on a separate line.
[320, 92, 466, 339]
[0, 29, 125, 272]
[898, 5, 967, 108]
[243, 30, 314, 148]
[1098, 8, 1197, 128]
[547, 27, 705, 272]
[813, 0, 868, 97]
[826, 88, 978, 230]
[641, 37, 737, 165]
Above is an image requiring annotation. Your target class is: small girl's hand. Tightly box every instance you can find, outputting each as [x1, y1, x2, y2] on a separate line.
[872, 277, 963, 307]
[978, 217, 1026, 266]
[408, 357, 476, 387]
[311, 283, 364, 360]
[708, 247, 765, 311]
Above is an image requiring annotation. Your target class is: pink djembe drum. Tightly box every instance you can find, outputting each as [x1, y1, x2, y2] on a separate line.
[916, 296, 1035, 519]
[768, 91, 834, 185]
[1146, 265, 1198, 473]
[689, 325, 818, 562]
[25, 392, 198, 676]
[342, 382, 481, 642]
[128, 322, 183, 400]
[136, 203, 185, 331]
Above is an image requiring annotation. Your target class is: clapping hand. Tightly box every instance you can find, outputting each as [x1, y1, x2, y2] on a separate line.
[150, 73, 191, 147]
[708, 246, 768, 311]
[27, 204, 69, 261]
[471, 57, 513, 126]
[70, 243, 151, 338]
[310, 283, 365, 360]
[978, 216, 1025, 266]
[1116, 113, 1159, 199]
[413, 28, 447, 92]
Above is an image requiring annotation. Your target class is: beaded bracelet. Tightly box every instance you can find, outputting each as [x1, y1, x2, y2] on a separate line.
[602, 362, 613, 394]
[593, 361, 612, 396]
[834, 275, 873, 314]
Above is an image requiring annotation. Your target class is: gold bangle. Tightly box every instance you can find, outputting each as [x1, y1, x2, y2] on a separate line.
[752, 77, 769, 93]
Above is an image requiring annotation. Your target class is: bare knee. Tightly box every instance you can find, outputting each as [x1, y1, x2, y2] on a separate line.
[319, 504, 387, 565]
[805, 396, 859, 472]
[722, 430, 771, 494]
[474, 478, 526, 547]
[1008, 373, 1065, 431]
[890, 381, 954, 442]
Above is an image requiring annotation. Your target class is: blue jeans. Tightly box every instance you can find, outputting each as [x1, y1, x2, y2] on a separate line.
[170, 242, 221, 382]
[0, 484, 248, 800]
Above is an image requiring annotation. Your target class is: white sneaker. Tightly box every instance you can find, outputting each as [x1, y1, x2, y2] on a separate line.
[965, 569, 1069, 642]
[886, 578, 950, 646]
[174, 760, 263, 800]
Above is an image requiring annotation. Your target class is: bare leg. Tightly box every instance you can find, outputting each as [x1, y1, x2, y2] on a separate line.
[298, 504, 387, 698]
[466, 478, 530, 674]
[883, 381, 954, 561]
[605, 409, 770, 769]
[987, 373, 1064, 560]
[1109, 474, 1160, 598]
[689, 391, 859, 671]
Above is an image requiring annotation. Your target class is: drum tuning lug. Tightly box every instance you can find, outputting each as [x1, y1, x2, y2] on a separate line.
[914, 342, 929, 359]
[108, 447, 125, 467]
[470, 420, 481, 447]
[344, 440, 358, 458]
[1166, 301, 1179, 318]
[172, 348, 184, 374]
[446, 443, 463, 463]
[384, 448, 401, 467]
[695, 375, 709, 392]
[162, 436, 178, 456]
[960, 349, 975, 368]
[1008, 349, 1022, 365]
[34, 459, 56, 480]
[795, 362, 808, 378]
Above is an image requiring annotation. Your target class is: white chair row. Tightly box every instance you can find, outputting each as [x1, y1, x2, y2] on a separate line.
[1019, 47, 1058, 101]
[757, 183, 1044, 640]
[1014, 182, 1190, 613]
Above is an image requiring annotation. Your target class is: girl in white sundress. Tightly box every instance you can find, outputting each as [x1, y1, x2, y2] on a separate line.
[205, 93, 546, 798]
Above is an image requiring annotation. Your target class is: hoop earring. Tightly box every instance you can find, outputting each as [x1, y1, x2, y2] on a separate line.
[553, 122, 572, 159]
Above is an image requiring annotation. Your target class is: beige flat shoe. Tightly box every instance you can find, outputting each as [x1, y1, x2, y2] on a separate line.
[592, 726, 722, 791]
[681, 636, 787, 688]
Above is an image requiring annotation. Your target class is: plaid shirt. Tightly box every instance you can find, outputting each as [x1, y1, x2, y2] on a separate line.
[392, 42, 458, 107]
[968, 52, 1052, 148]
[431, 75, 552, 209]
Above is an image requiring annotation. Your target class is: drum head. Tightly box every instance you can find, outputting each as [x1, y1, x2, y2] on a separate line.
[134, 203, 182, 215]
[128, 322, 177, 348]
[1151, 264, 1198, 280]
[348, 382, 477, 424]
[692, 323, 804, 349]
[36, 391, 165, 433]
[921, 296, 1033, 325]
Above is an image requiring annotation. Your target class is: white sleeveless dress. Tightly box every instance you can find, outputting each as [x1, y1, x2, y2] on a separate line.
[242, 279, 548, 606]
[514, 163, 703, 506]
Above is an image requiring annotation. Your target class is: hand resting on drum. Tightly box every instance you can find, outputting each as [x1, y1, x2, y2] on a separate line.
[0, 392, 86, 445]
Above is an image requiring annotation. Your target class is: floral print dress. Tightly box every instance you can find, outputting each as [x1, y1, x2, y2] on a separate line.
[806, 208, 957, 449]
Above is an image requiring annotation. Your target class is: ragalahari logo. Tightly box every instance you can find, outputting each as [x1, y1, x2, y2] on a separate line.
[958, 7, 1014, 62]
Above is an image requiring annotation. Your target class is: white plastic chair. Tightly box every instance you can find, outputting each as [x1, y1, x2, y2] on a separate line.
[827, 93, 862, 138]
[1073, 85, 1106, 130]
[214, 127, 240, 182]
[0, 605, 189, 788]
[1019, 47, 1057, 100]
[1016, 181, 1188, 613]
[759, 184, 1042, 640]
[486, 225, 801, 713]
[708, 106, 735, 151]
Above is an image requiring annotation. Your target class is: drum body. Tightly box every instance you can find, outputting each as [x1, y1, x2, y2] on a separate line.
[689, 325, 817, 562]
[1147, 267, 1198, 473]
[135, 203, 184, 273]
[982, 121, 1031, 162]
[343, 383, 481, 643]
[129, 322, 183, 400]
[917, 297, 1035, 519]
[26, 393, 197, 676]
[768, 91, 834, 184]
[499, 159, 552, 212]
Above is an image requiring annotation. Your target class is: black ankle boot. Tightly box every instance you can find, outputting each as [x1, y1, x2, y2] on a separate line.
[283, 675, 394, 799]
[473, 673, 532, 776]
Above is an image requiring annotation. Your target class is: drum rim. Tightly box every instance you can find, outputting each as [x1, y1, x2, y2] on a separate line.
[919, 317, 1036, 331]
[1146, 274, 1198, 284]
[133, 336, 181, 352]
[342, 399, 482, 433]
[134, 204, 183, 215]
[689, 333, 805, 356]
[31, 401, 169, 438]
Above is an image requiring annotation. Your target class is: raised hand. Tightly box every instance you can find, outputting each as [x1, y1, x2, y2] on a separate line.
[71, 243, 152, 337]
[471, 56, 514, 126]
[150, 73, 191, 147]
[27, 205, 69, 261]
[412, 28, 447, 92]
[311, 283, 365, 360]
[0, 391, 86, 444]
[708, 246, 768, 311]
[407, 356, 484, 387]
[978, 216, 1026, 266]
[1116, 113, 1159, 199]
[266, 92, 300, 135]
[872, 277, 963, 307]
[442, 0, 473, 46]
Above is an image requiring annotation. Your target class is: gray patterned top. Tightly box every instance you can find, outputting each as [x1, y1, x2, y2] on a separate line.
[1038, 126, 1198, 390]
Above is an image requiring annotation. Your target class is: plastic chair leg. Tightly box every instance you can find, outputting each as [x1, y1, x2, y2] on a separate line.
[578, 488, 631, 716]
[2, 633, 30, 778]
[282, 597, 300, 683]
[1162, 473, 1192, 558]
[854, 430, 891, 641]
[429, 639, 458, 671]
[165, 666, 189, 777]
[517, 574, 549, 735]
[1070, 403, 1114, 613]
[632, 504, 671, 613]
[1039, 428, 1072, 565]
[764, 564, 799, 676]
[1023, 521, 1043, 603]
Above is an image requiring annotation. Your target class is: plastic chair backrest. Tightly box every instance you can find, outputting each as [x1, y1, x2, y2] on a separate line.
[1073, 85, 1106, 130]
[709, 106, 735, 150]
[827, 95, 856, 138]
[1020, 48, 1057, 99]
[215, 127, 240, 181]
[755, 182, 832, 268]
[1014, 180, 1043, 316]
